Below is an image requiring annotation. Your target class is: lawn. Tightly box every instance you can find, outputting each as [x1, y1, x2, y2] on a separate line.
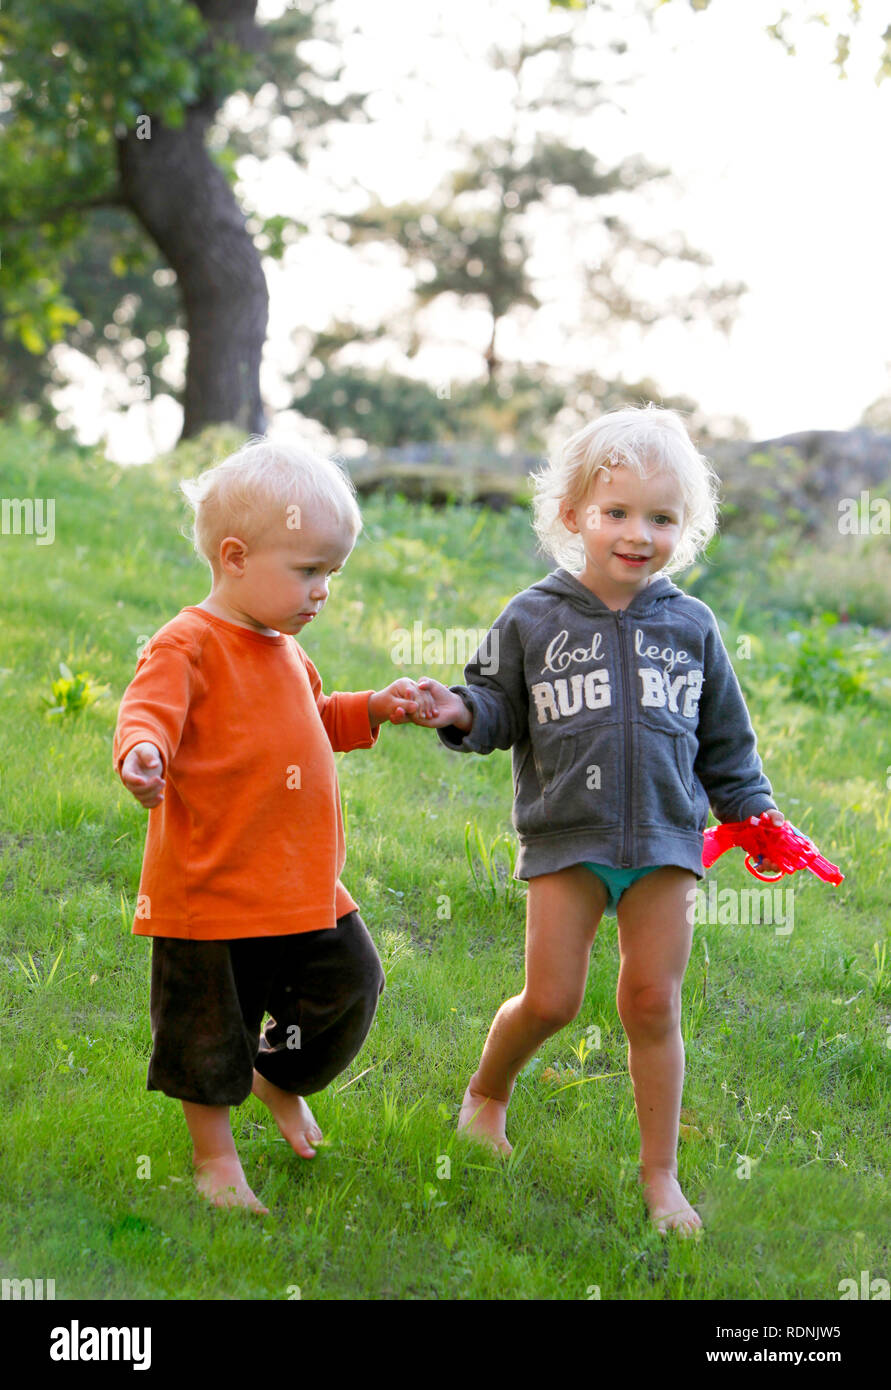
[1, 422, 889, 1300]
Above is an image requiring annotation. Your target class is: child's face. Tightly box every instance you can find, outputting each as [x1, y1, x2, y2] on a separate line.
[215, 506, 357, 636]
[562, 464, 685, 597]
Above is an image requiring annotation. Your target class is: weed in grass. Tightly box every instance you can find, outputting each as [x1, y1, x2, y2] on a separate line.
[41, 662, 110, 718]
[464, 819, 523, 911]
[13, 943, 67, 989]
[380, 1088, 424, 1142]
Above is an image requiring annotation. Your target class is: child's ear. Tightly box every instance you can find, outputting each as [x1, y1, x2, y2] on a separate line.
[560, 504, 580, 536]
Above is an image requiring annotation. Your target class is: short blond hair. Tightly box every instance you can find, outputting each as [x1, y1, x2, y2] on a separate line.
[179, 436, 362, 572]
[530, 404, 721, 575]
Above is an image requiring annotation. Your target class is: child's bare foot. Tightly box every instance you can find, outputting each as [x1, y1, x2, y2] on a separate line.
[252, 1070, 323, 1158]
[639, 1166, 702, 1237]
[193, 1153, 269, 1214]
[457, 1083, 513, 1156]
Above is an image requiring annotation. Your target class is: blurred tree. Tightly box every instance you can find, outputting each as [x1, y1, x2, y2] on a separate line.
[0, 209, 178, 428]
[0, 0, 368, 437]
[293, 366, 453, 448]
[9, 1, 869, 447]
[331, 24, 743, 387]
[293, 358, 703, 453]
[293, 364, 569, 450]
[551, 0, 891, 81]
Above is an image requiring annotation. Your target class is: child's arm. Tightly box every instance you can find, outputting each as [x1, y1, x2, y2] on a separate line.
[693, 609, 779, 824]
[113, 638, 197, 803]
[414, 606, 527, 755]
[296, 647, 435, 748]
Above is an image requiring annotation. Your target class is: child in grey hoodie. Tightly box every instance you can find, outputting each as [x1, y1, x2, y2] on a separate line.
[412, 405, 788, 1235]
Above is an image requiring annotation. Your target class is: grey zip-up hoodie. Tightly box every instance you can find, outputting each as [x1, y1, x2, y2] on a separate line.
[437, 568, 776, 881]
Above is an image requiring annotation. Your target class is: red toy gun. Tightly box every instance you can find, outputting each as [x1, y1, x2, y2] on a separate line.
[702, 811, 844, 884]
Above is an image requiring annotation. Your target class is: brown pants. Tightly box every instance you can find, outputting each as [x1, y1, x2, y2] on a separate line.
[146, 911, 385, 1107]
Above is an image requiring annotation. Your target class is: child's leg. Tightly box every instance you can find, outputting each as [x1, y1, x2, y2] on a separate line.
[250, 1075, 324, 1159]
[181, 1101, 269, 1214]
[459, 864, 607, 1153]
[147, 936, 273, 1213]
[251, 910, 385, 1156]
[614, 865, 701, 1235]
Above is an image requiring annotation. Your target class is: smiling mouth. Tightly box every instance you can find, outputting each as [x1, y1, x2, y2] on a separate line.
[616, 553, 650, 562]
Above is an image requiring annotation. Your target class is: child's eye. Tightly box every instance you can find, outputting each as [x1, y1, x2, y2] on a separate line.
[606, 509, 675, 525]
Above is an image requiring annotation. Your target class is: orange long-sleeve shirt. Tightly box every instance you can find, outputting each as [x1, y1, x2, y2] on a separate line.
[112, 606, 379, 939]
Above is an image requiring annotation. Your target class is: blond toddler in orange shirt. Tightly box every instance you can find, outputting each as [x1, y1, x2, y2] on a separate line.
[114, 437, 435, 1213]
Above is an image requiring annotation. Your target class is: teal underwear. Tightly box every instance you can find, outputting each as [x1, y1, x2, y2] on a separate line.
[582, 863, 660, 916]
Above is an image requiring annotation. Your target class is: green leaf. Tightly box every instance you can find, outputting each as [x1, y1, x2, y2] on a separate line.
[19, 322, 47, 354]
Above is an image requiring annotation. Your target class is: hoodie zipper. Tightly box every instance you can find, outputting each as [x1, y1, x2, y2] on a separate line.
[616, 609, 632, 867]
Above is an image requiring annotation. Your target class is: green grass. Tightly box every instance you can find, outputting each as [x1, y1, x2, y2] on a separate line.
[1, 421, 890, 1300]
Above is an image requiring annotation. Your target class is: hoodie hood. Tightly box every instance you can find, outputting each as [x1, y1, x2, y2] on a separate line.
[532, 568, 684, 617]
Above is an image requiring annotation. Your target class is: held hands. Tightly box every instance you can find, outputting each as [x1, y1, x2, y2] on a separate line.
[368, 679, 439, 727]
[411, 677, 473, 731]
[368, 677, 473, 731]
[121, 742, 165, 809]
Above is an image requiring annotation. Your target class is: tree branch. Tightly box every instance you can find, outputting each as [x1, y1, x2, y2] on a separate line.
[0, 190, 127, 230]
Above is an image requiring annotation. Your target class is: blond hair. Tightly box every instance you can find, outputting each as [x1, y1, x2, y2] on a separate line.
[531, 404, 721, 576]
[179, 436, 362, 572]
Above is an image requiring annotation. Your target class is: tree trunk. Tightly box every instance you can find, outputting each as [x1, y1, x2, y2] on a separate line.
[117, 102, 268, 439]
[484, 310, 498, 382]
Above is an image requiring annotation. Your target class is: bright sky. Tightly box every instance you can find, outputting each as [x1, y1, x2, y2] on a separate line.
[61, 0, 891, 462]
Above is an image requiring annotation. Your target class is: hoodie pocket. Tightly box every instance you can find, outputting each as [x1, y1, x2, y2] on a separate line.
[536, 724, 623, 830]
[634, 719, 696, 829]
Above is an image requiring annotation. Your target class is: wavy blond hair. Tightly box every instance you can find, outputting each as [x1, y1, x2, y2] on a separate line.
[179, 436, 362, 572]
[531, 404, 722, 576]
